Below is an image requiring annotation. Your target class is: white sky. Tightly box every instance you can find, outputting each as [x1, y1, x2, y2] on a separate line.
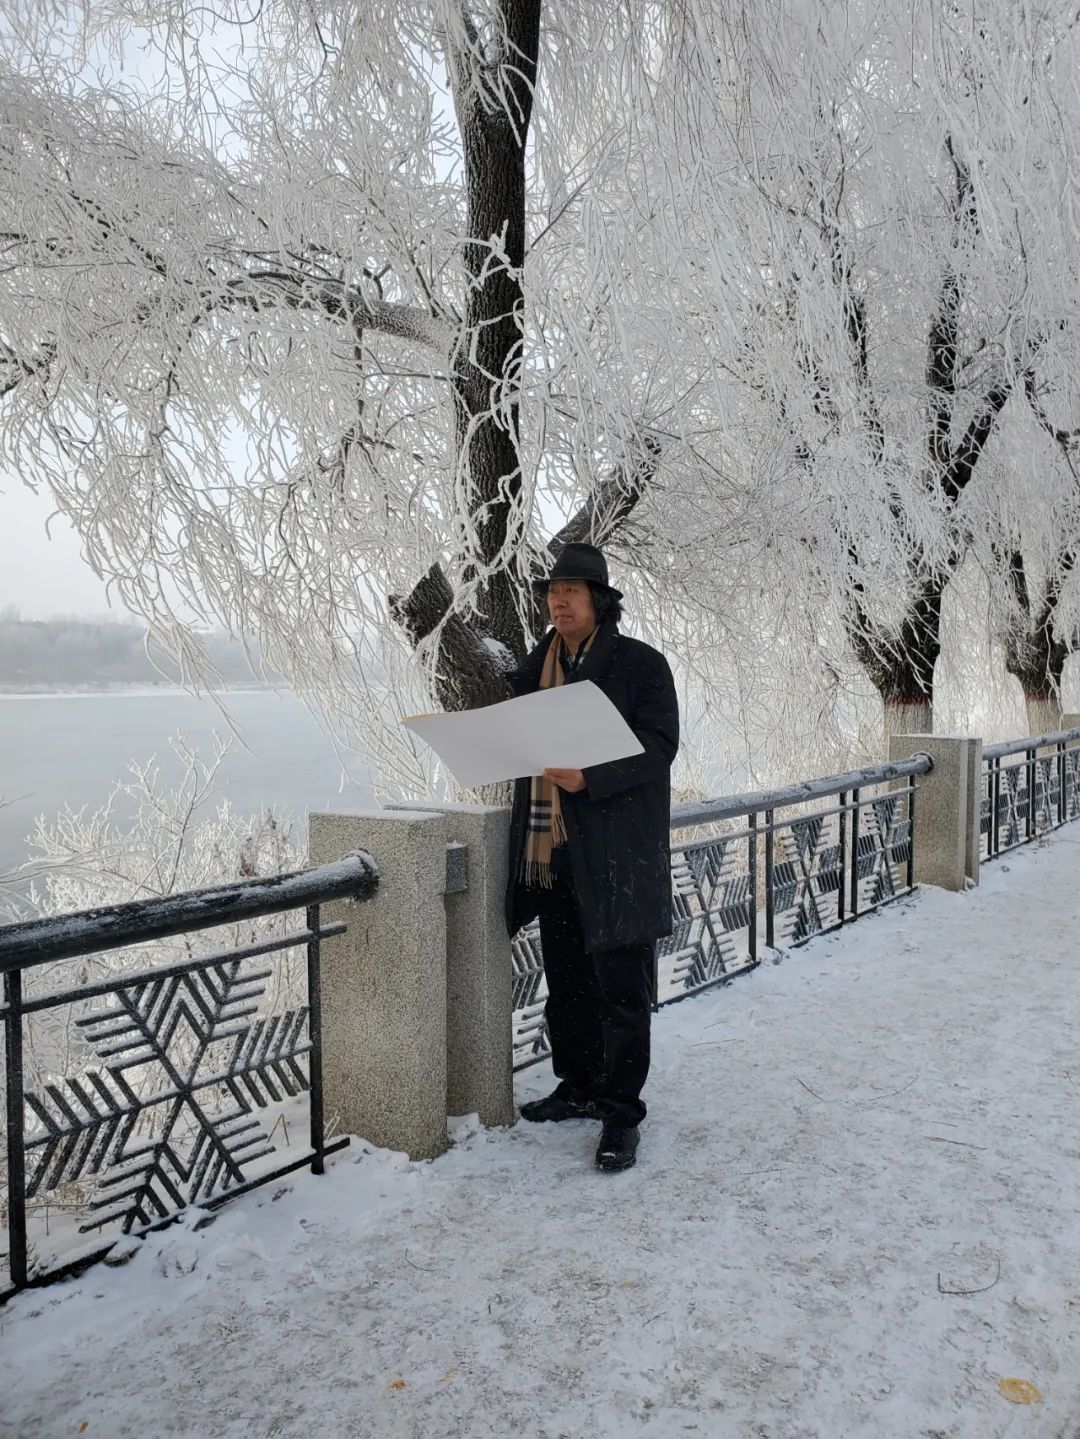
[0, 25, 262, 621]
[1, 475, 116, 618]
[0, 21, 465, 623]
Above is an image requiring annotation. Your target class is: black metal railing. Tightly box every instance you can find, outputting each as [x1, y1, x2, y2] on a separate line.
[0, 852, 377, 1301]
[512, 756, 930, 1068]
[981, 726, 1080, 861]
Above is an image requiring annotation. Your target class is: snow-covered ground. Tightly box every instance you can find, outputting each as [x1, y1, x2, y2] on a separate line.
[4, 831, 1080, 1439]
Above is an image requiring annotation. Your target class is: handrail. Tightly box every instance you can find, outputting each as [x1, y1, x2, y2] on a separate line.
[671, 755, 933, 830]
[982, 725, 1080, 762]
[0, 852, 378, 973]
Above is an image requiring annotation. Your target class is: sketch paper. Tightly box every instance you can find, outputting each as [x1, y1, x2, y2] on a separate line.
[402, 681, 644, 788]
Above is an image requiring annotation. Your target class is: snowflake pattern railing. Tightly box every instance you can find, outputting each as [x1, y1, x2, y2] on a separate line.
[1, 855, 377, 1301]
[980, 729, 1080, 862]
[512, 760, 925, 1070]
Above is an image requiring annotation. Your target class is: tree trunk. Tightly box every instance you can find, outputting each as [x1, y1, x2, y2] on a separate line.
[1002, 594, 1069, 741]
[1023, 692, 1062, 740]
[883, 698, 933, 742]
[389, 9, 659, 720]
[851, 583, 942, 742]
[449, 1, 543, 663]
[388, 3, 543, 716]
[389, 450, 661, 713]
[837, 141, 1012, 751]
[389, 563, 516, 713]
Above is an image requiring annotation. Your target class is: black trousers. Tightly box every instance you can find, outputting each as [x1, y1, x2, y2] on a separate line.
[535, 876, 655, 1126]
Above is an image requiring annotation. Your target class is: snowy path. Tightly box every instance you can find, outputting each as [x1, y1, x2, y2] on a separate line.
[4, 832, 1080, 1439]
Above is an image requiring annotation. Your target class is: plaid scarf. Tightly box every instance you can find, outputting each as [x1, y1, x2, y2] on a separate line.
[521, 626, 599, 888]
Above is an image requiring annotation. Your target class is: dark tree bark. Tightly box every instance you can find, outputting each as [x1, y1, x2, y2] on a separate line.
[845, 379, 1013, 728]
[386, 4, 660, 715]
[832, 138, 1014, 730]
[998, 361, 1080, 730]
[446, 0, 542, 663]
[522, 435, 661, 637]
[389, 563, 514, 713]
[389, 438, 661, 712]
[0, 2, 664, 744]
[1006, 368, 1080, 725]
[998, 544, 1075, 732]
[851, 583, 944, 710]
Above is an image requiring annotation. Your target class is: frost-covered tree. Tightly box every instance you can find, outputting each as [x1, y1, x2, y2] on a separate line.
[10, 738, 305, 1102]
[997, 540, 1079, 735]
[977, 389, 1080, 734]
[6, 0, 1078, 783]
[0, 735, 308, 1231]
[0, 2, 724, 793]
[664, 0, 1080, 736]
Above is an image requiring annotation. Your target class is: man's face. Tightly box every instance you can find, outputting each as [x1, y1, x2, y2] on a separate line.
[547, 579, 597, 640]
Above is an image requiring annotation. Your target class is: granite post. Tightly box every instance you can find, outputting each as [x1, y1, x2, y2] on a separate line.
[308, 809, 450, 1160]
[1063, 717, 1080, 817]
[397, 801, 515, 1128]
[889, 735, 981, 891]
[964, 737, 981, 886]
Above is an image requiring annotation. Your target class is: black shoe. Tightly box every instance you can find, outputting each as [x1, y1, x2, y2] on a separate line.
[519, 1088, 599, 1123]
[595, 1123, 640, 1172]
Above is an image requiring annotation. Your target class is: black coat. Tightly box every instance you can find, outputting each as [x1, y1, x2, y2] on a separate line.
[505, 622, 680, 953]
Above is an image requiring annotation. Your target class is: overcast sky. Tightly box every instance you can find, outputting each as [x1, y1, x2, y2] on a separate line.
[1, 477, 117, 618]
[0, 25, 463, 626]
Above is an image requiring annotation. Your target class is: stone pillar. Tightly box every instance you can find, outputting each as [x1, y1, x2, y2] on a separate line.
[397, 801, 515, 1128]
[1063, 716, 1080, 803]
[889, 735, 982, 891]
[963, 738, 981, 886]
[308, 809, 450, 1160]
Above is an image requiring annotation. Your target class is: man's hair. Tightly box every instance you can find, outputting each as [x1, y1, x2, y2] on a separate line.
[588, 582, 623, 626]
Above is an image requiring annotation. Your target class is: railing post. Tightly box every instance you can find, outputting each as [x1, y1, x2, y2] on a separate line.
[964, 733, 981, 884]
[397, 800, 515, 1129]
[764, 808, 775, 948]
[837, 793, 847, 922]
[308, 810, 450, 1161]
[888, 735, 981, 891]
[305, 903, 326, 1176]
[1063, 715, 1080, 821]
[1058, 741, 1066, 828]
[850, 788, 861, 917]
[1026, 746, 1036, 841]
[748, 811, 758, 967]
[4, 969, 28, 1290]
[991, 757, 1001, 859]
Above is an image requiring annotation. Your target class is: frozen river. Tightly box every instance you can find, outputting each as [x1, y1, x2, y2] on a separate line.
[0, 689, 375, 873]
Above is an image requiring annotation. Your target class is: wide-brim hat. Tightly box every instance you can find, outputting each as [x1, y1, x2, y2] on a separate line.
[533, 542, 623, 601]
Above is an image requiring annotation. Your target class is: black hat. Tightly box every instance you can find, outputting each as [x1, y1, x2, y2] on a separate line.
[534, 542, 623, 601]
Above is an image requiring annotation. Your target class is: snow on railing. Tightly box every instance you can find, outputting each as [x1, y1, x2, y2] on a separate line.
[981, 725, 1080, 862]
[0, 853, 379, 1302]
[512, 757, 932, 1070]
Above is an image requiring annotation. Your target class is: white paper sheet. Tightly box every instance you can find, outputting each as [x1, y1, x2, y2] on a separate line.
[402, 680, 645, 788]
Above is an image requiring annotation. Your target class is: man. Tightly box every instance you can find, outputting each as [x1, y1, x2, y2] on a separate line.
[505, 542, 679, 1172]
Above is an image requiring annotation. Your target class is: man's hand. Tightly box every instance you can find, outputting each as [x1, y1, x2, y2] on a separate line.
[544, 767, 587, 793]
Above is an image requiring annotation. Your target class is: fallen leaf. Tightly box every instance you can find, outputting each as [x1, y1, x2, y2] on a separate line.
[79, 1426, 89, 1435]
[999, 1377, 1041, 1405]
[440, 1370, 456, 1383]
[388, 1379, 407, 1391]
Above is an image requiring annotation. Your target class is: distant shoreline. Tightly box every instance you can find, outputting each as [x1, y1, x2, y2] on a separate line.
[0, 683, 275, 700]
